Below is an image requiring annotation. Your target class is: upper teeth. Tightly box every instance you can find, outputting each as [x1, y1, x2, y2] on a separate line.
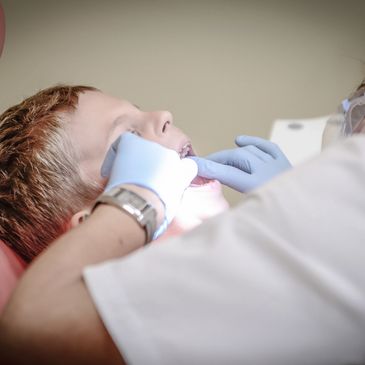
[179, 143, 191, 158]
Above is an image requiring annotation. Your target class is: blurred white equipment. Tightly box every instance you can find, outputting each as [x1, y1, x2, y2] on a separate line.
[269, 116, 329, 165]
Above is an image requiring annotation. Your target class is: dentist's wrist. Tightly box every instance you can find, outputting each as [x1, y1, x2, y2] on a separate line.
[92, 184, 165, 244]
[117, 184, 165, 227]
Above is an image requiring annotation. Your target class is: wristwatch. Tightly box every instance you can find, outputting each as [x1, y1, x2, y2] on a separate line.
[92, 187, 157, 244]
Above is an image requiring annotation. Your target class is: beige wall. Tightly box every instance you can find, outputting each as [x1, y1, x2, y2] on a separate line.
[1, 0, 365, 204]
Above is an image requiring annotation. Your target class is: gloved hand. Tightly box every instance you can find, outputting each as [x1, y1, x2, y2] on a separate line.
[101, 132, 198, 238]
[190, 135, 291, 192]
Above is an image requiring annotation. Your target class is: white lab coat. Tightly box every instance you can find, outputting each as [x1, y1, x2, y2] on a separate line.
[84, 135, 365, 365]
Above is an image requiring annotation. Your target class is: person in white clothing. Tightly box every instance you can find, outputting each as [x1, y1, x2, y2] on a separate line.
[1, 129, 365, 365]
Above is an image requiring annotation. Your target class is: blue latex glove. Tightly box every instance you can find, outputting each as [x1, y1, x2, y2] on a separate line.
[190, 135, 291, 192]
[101, 132, 198, 238]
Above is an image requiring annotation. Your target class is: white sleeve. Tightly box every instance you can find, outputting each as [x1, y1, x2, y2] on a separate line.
[83, 135, 365, 365]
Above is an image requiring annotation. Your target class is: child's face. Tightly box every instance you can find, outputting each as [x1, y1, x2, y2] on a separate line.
[66, 91, 193, 186]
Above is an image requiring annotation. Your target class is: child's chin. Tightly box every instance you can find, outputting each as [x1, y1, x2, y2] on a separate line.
[190, 176, 212, 186]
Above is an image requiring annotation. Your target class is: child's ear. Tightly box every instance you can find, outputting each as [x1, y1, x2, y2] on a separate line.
[69, 210, 90, 228]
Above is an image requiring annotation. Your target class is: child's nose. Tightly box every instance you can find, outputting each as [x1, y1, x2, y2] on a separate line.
[150, 111, 173, 135]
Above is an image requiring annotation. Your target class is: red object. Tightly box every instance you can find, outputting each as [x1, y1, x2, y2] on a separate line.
[0, 3, 5, 57]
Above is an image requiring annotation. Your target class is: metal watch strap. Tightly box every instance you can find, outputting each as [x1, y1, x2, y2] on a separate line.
[92, 187, 157, 244]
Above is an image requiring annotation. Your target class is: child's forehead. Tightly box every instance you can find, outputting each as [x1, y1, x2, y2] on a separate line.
[75, 91, 133, 116]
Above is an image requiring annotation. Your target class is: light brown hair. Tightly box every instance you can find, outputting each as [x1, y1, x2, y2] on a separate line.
[0, 85, 103, 262]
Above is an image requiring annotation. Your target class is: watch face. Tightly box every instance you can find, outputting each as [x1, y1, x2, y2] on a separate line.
[116, 189, 146, 210]
[93, 187, 156, 244]
[130, 193, 145, 209]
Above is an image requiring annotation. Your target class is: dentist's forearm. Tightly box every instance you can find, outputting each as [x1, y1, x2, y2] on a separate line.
[0, 186, 164, 365]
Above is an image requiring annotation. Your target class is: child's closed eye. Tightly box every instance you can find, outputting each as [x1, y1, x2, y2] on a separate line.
[127, 129, 142, 137]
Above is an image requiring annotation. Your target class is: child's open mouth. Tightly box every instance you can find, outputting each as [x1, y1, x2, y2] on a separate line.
[178, 142, 212, 186]
[190, 175, 212, 186]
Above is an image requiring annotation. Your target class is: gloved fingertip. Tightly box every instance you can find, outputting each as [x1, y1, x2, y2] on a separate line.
[235, 134, 248, 140]
[235, 135, 249, 146]
[187, 155, 199, 161]
[187, 156, 212, 176]
[235, 135, 271, 149]
[179, 159, 198, 186]
[101, 134, 124, 177]
[187, 155, 205, 166]
[100, 156, 113, 177]
[100, 164, 109, 178]
[182, 157, 198, 172]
